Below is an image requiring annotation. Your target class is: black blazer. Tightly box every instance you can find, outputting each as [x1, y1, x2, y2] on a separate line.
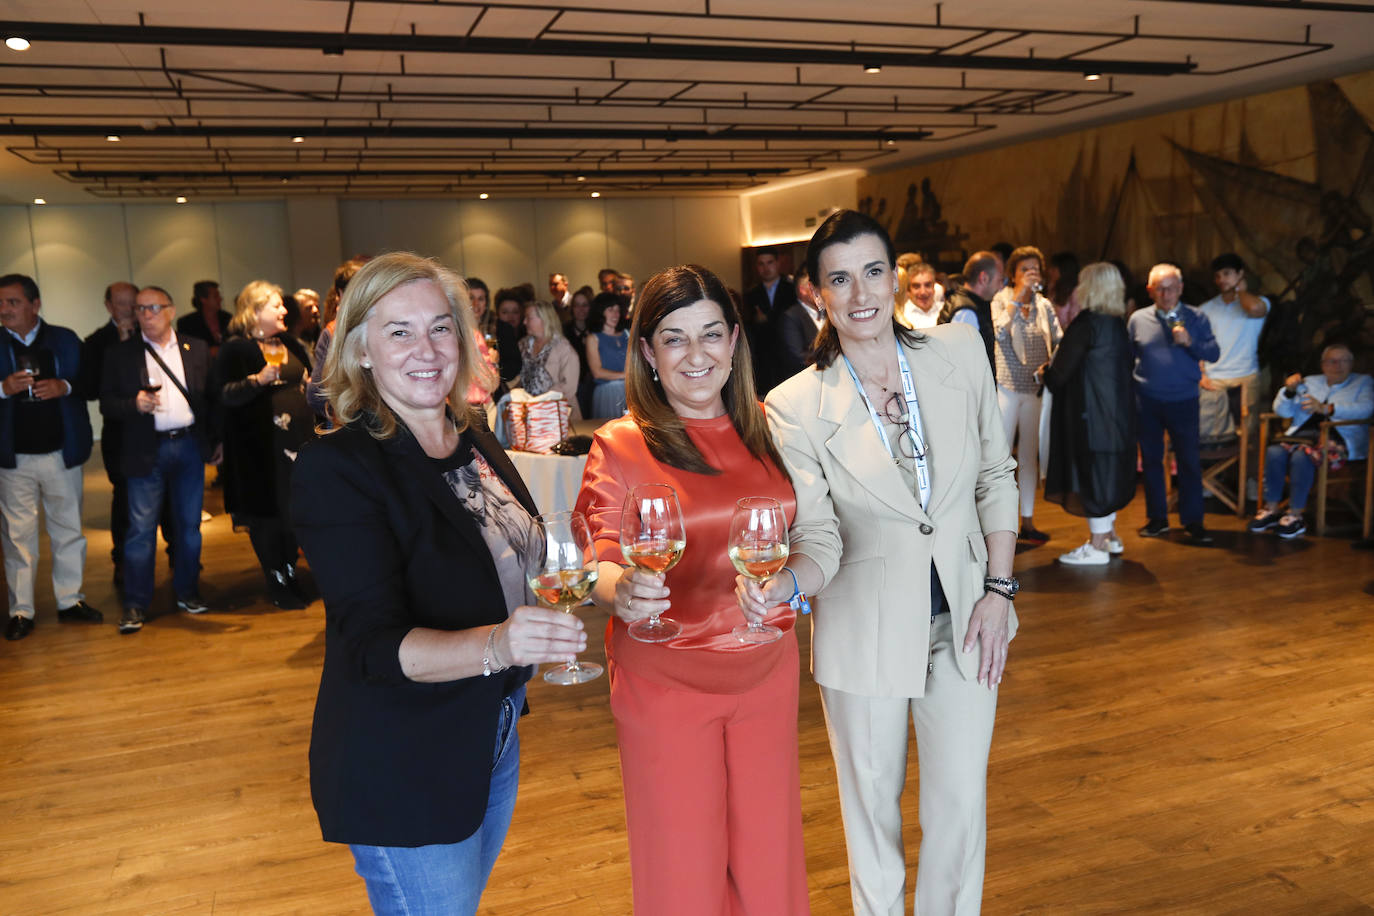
[99, 334, 215, 479]
[776, 301, 819, 381]
[176, 309, 233, 351]
[290, 413, 538, 847]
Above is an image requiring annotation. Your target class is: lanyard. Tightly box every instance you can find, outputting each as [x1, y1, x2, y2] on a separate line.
[842, 341, 931, 509]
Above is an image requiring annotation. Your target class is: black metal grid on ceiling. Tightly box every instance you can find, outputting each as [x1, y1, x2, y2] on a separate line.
[0, 0, 1365, 199]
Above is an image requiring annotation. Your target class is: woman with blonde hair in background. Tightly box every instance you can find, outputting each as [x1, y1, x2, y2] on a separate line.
[518, 299, 582, 422]
[1042, 261, 1136, 565]
[218, 280, 316, 607]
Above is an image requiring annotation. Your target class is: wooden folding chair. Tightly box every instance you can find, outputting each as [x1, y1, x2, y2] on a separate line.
[1256, 413, 1374, 537]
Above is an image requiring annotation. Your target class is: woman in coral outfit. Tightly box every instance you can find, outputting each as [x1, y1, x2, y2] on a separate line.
[575, 265, 810, 915]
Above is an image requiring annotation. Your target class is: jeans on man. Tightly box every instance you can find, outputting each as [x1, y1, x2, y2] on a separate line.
[124, 434, 204, 608]
[1262, 443, 1318, 512]
[1137, 392, 1203, 525]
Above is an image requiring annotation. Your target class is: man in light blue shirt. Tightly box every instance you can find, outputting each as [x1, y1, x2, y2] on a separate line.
[1199, 253, 1268, 441]
[1249, 343, 1372, 539]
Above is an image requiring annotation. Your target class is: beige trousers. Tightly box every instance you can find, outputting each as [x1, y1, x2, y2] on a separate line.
[820, 615, 999, 916]
[0, 450, 87, 618]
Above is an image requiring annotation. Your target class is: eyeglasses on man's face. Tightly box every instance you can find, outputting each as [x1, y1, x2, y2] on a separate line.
[135, 303, 172, 314]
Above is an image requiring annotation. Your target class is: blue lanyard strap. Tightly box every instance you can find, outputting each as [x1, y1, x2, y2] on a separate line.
[842, 341, 931, 509]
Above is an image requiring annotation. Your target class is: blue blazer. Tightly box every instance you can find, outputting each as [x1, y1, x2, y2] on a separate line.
[0, 321, 93, 469]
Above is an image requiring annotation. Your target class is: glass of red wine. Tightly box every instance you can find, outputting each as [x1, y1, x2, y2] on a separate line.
[620, 483, 685, 643]
[139, 364, 163, 410]
[15, 353, 39, 398]
[727, 496, 787, 645]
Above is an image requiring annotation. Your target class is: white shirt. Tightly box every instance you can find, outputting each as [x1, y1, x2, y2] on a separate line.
[1200, 293, 1268, 380]
[901, 299, 941, 330]
[142, 333, 196, 432]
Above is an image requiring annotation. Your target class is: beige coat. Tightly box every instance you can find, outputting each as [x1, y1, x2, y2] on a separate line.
[765, 322, 1019, 697]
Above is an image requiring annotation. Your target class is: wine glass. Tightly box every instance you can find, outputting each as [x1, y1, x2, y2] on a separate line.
[138, 364, 163, 411]
[620, 483, 685, 643]
[260, 338, 287, 385]
[727, 496, 788, 645]
[527, 510, 603, 685]
[15, 353, 39, 398]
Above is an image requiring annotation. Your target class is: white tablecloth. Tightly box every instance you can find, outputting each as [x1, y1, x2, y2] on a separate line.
[505, 450, 589, 514]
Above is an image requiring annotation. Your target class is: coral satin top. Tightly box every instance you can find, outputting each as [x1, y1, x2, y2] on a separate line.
[576, 414, 797, 695]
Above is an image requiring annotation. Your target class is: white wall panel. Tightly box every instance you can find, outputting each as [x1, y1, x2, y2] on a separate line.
[214, 202, 293, 302]
[124, 204, 220, 314]
[285, 197, 344, 294]
[532, 198, 606, 295]
[604, 198, 676, 291]
[28, 205, 129, 336]
[671, 197, 743, 289]
[0, 207, 37, 280]
[338, 200, 385, 260]
[454, 198, 537, 290]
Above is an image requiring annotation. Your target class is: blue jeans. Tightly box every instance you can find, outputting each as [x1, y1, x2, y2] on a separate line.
[350, 684, 525, 916]
[124, 434, 204, 609]
[1262, 443, 1317, 512]
[1137, 392, 1203, 525]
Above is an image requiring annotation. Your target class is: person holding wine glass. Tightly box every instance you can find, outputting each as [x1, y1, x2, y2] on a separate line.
[745, 209, 1018, 916]
[290, 252, 585, 915]
[575, 264, 809, 915]
[217, 280, 317, 609]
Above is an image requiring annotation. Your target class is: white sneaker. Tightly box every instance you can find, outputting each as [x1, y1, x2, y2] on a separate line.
[1104, 535, 1124, 555]
[1059, 541, 1110, 566]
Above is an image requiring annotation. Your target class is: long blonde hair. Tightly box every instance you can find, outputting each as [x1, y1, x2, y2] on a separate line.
[229, 280, 283, 337]
[1076, 262, 1127, 317]
[321, 252, 482, 440]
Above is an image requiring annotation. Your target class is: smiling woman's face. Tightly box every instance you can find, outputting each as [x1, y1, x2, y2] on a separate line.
[640, 298, 738, 420]
[816, 232, 897, 347]
[361, 279, 460, 424]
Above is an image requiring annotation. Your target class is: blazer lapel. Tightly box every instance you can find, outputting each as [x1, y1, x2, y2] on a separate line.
[817, 360, 927, 523]
[905, 338, 969, 518]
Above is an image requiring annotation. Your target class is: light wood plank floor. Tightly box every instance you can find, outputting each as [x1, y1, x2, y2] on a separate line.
[2, 460, 1373, 915]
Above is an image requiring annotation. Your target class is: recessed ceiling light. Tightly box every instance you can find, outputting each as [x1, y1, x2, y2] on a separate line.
[590, 191, 601, 198]
[32, 197, 45, 205]
[1084, 72, 1102, 81]
[175, 196, 188, 204]
[106, 135, 120, 142]
[5, 37, 31, 52]
[479, 193, 489, 200]
[576, 175, 586, 182]
[292, 136, 305, 143]
[863, 63, 882, 74]
[885, 138, 895, 146]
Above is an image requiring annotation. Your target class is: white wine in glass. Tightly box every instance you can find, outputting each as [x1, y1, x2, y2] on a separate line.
[727, 496, 787, 645]
[528, 510, 603, 685]
[620, 483, 685, 643]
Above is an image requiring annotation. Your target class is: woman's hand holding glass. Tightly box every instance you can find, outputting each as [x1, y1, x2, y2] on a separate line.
[727, 497, 788, 645]
[620, 483, 684, 642]
[734, 571, 792, 629]
[528, 510, 603, 685]
[492, 604, 588, 668]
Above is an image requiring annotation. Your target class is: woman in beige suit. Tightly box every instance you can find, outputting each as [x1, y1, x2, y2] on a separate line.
[739, 209, 1019, 916]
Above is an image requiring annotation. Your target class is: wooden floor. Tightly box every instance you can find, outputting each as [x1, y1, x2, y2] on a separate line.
[3, 460, 1373, 915]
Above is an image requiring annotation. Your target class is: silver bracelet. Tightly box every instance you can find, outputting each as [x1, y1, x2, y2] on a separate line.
[482, 624, 508, 677]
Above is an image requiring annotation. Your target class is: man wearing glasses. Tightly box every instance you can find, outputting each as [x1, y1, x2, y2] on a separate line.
[0, 273, 100, 641]
[100, 286, 217, 634]
[1128, 263, 1220, 545]
[1249, 344, 1372, 539]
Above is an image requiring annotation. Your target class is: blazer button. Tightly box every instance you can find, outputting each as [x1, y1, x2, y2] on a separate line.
[919, 523, 934, 535]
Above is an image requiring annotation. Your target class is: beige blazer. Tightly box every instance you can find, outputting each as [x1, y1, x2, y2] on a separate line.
[766, 322, 1019, 697]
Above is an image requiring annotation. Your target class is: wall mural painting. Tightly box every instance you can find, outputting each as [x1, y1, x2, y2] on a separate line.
[858, 73, 1374, 376]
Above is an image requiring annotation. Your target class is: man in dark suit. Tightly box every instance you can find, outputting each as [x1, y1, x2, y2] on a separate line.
[101, 285, 217, 634]
[1, 273, 100, 641]
[744, 247, 796, 392]
[176, 279, 232, 357]
[775, 266, 823, 383]
[81, 281, 141, 586]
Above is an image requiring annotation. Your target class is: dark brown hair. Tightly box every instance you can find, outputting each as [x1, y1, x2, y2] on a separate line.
[627, 265, 787, 478]
[805, 209, 921, 370]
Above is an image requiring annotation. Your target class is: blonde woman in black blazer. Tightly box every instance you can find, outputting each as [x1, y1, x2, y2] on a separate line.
[291, 252, 585, 915]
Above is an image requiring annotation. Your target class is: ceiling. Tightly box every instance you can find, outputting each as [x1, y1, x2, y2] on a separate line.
[0, 0, 1372, 204]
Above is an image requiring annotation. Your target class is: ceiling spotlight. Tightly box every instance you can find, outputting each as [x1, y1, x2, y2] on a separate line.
[575, 175, 586, 182]
[175, 196, 188, 204]
[590, 191, 601, 198]
[106, 135, 120, 142]
[292, 136, 305, 143]
[5, 37, 31, 52]
[1084, 72, 1102, 81]
[479, 193, 489, 200]
[863, 63, 882, 74]
[32, 197, 45, 205]
[885, 138, 895, 146]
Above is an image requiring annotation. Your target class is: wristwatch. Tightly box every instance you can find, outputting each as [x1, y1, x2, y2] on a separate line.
[984, 575, 1019, 598]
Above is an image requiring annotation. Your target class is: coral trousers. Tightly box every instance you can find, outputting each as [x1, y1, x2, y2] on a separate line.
[608, 636, 810, 916]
